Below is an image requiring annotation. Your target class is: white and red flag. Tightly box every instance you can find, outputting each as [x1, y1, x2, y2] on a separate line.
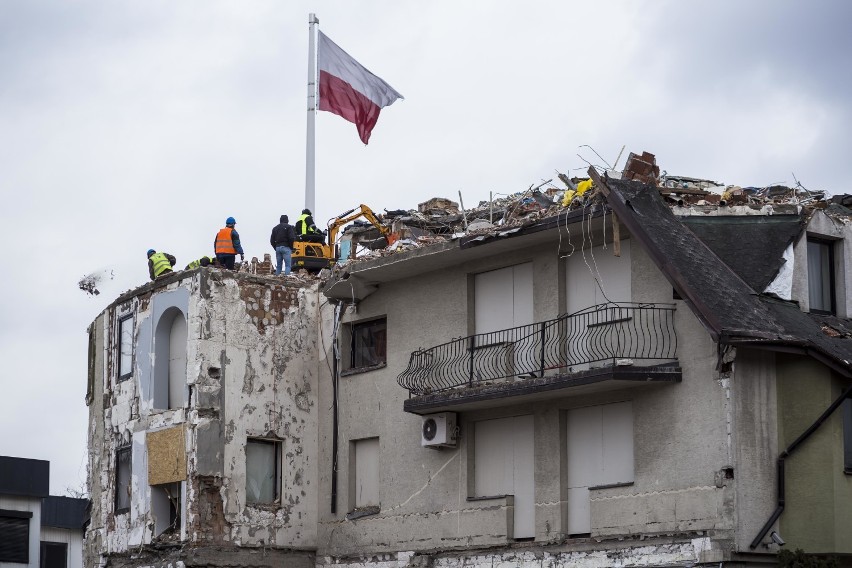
[317, 31, 403, 145]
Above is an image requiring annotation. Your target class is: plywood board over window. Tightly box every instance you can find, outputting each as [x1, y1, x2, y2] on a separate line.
[147, 426, 187, 485]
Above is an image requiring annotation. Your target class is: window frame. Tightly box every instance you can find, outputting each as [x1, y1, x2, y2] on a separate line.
[0, 510, 32, 564]
[114, 445, 132, 514]
[39, 541, 68, 568]
[117, 314, 134, 381]
[245, 438, 282, 506]
[807, 237, 836, 315]
[347, 317, 387, 373]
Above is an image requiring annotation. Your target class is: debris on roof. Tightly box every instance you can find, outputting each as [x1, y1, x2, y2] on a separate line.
[324, 149, 851, 286]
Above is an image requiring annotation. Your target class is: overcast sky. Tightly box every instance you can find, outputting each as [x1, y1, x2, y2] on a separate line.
[1, 0, 850, 494]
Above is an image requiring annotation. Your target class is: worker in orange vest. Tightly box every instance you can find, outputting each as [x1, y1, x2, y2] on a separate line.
[214, 217, 244, 270]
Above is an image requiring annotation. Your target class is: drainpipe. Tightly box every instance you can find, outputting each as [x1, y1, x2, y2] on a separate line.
[330, 303, 344, 514]
[749, 383, 852, 549]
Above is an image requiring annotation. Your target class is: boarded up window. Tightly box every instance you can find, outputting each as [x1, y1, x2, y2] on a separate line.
[246, 439, 281, 504]
[566, 240, 632, 314]
[352, 437, 380, 508]
[566, 401, 634, 534]
[118, 315, 133, 380]
[115, 446, 131, 513]
[474, 263, 533, 334]
[0, 513, 30, 563]
[147, 426, 187, 485]
[473, 415, 534, 538]
[351, 319, 387, 369]
[40, 541, 67, 568]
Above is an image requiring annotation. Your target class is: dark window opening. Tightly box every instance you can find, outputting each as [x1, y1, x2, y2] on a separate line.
[246, 439, 282, 505]
[152, 482, 181, 536]
[807, 238, 836, 314]
[350, 318, 387, 370]
[118, 314, 134, 380]
[115, 446, 131, 513]
[843, 399, 852, 474]
[40, 541, 68, 568]
[0, 514, 30, 563]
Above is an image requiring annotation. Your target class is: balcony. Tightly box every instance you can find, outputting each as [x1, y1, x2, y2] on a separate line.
[398, 303, 680, 414]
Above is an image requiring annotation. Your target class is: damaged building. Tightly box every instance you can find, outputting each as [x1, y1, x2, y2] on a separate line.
[85, 156, 852, 567]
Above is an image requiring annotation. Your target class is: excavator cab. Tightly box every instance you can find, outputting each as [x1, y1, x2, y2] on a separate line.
[291, 204, 389, 272]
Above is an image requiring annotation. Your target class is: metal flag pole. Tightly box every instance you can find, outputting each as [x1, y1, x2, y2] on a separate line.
[305, 13, 319, 214]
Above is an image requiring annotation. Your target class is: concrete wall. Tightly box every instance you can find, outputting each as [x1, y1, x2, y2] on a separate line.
[776, 354, 852, 553]
[86, 269, 320, 564]
[316, 227, 736, 559]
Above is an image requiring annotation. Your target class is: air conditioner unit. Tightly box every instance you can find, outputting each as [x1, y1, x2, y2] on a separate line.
[421, 412, 458, 448]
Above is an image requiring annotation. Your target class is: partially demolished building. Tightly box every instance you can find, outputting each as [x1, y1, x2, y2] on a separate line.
[85, 155, 852, 567]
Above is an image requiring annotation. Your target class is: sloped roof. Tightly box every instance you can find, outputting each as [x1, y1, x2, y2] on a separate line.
[681, 214, 804, 292]
[594, 171, 852, 377]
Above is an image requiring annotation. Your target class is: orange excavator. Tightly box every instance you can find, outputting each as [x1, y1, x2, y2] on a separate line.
[292, 204, 390, 272]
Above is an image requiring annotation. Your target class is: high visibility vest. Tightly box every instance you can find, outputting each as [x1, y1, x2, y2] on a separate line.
[187, 256, 213, 270]
[150, 252, 172, 277]
[215, 227, 237, 254]
[296, 213, 315, 235]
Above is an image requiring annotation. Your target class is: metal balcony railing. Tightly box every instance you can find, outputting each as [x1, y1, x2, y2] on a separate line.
[397, 303, 677, 396]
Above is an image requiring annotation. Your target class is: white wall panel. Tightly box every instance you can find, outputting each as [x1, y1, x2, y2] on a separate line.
[474, 415, 535, 538]
[354, 438, 380, 507]
[566, 240, 632, 313]
[566, 401, 634, 534]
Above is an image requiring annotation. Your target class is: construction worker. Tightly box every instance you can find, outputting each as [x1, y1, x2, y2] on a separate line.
[270, 214, 296, 276]
[296, 208, 325, 244]
[214, 217, 244, 270]
[147, 249, 176, 281]
[185, 255, 215, 270]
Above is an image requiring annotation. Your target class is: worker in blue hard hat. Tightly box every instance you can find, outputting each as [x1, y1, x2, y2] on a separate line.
[214, 216, 244, 270]
[147, 249, 176, 281]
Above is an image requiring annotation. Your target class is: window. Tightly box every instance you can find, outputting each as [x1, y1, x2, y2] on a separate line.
[118, 315, 133, 380]
[0, 510, 31, 563]
[843, 399, 852, 474]
[246, 439, 281, 505]
[350, 318, 387, 370]
[474, 263, 533, 334]
[566, 241, 632, 313]
[350, 437, 380, 509]
[566, 401, 634, 535]
[40, 541, 68, 568]
[807, 238, 835, 314]
[115, 446, 131, 513]
[473, 415, 534, 539]
[151, 482, 181, 536]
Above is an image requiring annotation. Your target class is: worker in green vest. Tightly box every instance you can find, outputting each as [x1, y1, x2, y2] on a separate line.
[185, 255, 215, 270]
[147, 249, 176, 281]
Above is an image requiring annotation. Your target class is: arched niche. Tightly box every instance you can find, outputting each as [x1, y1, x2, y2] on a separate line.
[153, 307, 187, 410]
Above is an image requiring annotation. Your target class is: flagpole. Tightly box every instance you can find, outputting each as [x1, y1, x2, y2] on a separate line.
[305, 13, 319, 214]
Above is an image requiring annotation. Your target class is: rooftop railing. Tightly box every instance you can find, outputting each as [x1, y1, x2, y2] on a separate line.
[397, 303, 677, 397]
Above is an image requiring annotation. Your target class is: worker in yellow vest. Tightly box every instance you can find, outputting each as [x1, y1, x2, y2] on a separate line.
[185, 256, 215, 270]
[214, 217, 244, 270]
[147, 249, 176, 281]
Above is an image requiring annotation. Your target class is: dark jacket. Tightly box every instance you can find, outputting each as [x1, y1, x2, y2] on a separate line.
[270, 221, 296, 249]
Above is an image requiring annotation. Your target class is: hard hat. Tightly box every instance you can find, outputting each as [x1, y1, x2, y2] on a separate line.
[147, 249, 156, 256]
[226, 216, 236, 225]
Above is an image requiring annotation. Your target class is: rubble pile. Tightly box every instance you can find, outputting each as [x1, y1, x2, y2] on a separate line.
[332, 149, 850, 275]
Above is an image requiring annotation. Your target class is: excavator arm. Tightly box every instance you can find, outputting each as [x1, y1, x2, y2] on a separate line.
[327, 204, 389, 247]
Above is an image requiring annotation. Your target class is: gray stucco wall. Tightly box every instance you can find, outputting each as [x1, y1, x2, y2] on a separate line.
[316, 229, 735, 558]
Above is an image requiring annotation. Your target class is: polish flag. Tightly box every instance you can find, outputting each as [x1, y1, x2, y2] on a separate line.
[318, 31, 403, 145]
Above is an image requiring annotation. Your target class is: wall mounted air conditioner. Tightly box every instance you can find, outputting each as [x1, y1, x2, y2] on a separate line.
[421, 412, 458, 448]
